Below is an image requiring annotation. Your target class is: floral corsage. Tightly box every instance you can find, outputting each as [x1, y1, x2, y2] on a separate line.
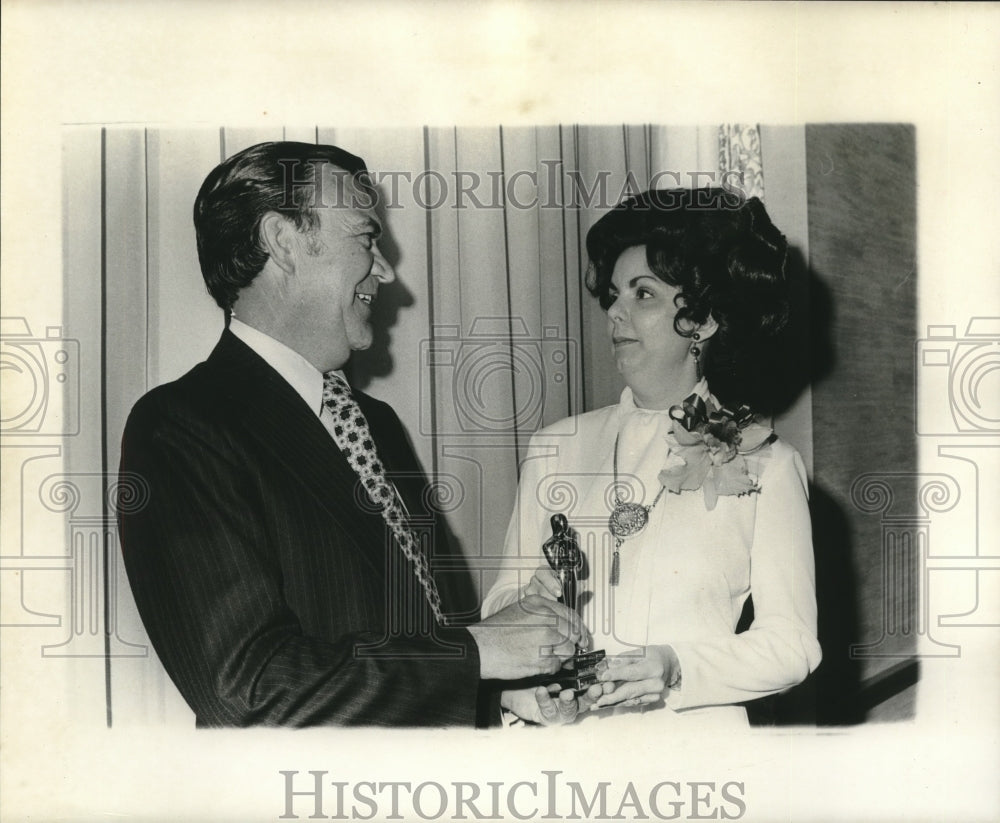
[658, 394, 776, 511]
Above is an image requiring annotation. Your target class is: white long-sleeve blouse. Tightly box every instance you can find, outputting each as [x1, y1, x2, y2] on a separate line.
[482, 383, 822, 726]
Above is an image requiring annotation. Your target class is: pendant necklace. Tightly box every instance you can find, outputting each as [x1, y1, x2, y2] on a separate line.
[608, 432, 665, 586]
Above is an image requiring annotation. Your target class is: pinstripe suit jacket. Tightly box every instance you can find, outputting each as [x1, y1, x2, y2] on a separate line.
[118, 330, 486, 727]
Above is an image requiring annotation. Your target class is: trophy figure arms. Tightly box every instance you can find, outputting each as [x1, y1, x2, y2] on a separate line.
[542, 513, 580, 612]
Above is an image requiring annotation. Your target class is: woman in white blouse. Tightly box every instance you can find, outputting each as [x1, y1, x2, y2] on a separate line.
[485, 188, 821, 726]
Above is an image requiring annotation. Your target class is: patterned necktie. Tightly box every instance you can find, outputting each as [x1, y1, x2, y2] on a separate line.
[321, 373, 447, 625]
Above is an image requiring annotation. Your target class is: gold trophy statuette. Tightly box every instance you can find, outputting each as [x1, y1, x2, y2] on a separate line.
[542, 513, 605, 691]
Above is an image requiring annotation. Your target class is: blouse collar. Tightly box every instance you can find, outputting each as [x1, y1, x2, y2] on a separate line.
[617, 377, 713, 419]
[229, 317, 331, 417]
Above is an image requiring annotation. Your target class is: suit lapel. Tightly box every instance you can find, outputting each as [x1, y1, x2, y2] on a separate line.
[205, 332, 386, 576]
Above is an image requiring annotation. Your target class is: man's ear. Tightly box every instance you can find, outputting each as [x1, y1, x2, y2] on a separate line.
[259, 211, 298, 274]
[697, 314, 719, 341]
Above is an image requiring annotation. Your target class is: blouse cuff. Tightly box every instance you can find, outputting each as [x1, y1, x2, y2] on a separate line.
[663, 641, 695, 710]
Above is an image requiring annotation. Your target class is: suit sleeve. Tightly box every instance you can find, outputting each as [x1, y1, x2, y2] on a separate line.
[664, 443, 822, 710]
[119, 393, 484, 728]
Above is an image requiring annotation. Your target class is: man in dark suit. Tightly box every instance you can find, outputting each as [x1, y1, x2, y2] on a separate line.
[118, 141, 590, 727]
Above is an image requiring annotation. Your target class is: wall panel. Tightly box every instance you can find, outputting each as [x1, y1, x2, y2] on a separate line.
[806, 123, 918, 722]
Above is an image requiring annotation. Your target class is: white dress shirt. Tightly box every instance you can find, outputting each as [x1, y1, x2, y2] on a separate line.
[229, 317, 346, 435]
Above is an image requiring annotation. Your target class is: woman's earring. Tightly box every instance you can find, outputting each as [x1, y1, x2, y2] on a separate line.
[690, 333, 702, 379]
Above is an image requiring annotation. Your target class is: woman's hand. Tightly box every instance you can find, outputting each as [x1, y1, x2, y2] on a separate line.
[523, 566, 563, 601]
[593, 645, 681, 709]
[501, 683, 604, 725]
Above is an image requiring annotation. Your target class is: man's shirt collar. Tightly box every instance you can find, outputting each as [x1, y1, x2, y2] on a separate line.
[229, 317, 346, 417]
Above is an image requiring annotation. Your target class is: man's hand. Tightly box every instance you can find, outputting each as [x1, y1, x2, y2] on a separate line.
[501, 683, 604, 725]
[469, 595, 591, 680]
[593, 645, 680, 709]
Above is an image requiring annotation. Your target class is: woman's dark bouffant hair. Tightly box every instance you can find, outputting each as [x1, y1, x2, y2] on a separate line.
[585, 187, 790, 413]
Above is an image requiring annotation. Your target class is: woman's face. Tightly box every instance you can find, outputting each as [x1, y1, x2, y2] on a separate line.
[605, 245, 695, 399]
